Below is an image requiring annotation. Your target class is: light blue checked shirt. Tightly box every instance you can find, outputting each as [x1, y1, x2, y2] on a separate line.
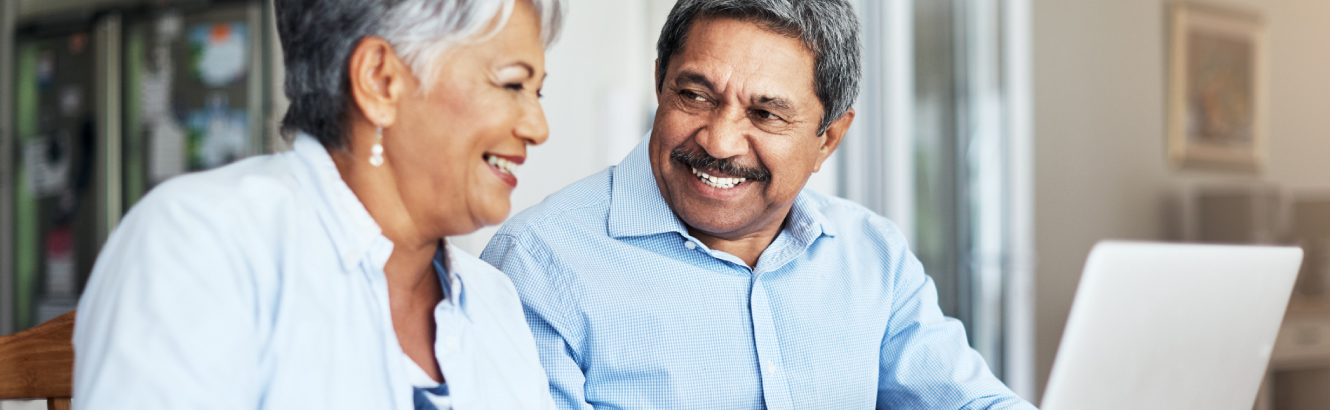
[73, 134, 555, 410]
[482, 140, 1036, 409]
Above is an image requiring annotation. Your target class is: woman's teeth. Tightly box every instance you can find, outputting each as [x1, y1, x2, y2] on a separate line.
[691, 167, 746, 189]
[486, 155, 519, 175]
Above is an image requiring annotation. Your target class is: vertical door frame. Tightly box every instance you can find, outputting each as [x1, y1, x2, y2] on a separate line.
[94, 13, 123, 245]
[1, 0, 18, 335]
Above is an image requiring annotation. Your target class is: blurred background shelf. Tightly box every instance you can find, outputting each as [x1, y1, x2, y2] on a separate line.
[4, 0, 275, 332]
[1272, 302, 1330, 370]
[1184, 187, 1330, 410]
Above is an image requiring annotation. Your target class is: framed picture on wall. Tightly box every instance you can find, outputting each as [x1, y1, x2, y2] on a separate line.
[1167, 3, 1266, 172]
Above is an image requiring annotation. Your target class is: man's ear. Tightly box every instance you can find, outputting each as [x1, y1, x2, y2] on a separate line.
[812, 108, 854, 173]
[348, 36, 412, 128]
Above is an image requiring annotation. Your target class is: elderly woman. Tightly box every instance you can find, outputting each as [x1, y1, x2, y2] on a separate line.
[71, 0, 563, 409]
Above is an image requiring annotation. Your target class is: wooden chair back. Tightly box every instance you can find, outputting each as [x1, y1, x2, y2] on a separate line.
[0, 311, 76, 410]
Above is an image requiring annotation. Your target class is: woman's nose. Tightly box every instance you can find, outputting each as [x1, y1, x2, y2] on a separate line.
[516, 100, 550, 146]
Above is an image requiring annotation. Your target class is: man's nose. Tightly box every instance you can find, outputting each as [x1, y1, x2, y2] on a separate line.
[694, 108, 749, 160]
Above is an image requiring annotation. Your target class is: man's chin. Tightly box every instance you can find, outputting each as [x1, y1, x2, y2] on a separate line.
[674, 206, 758, 240]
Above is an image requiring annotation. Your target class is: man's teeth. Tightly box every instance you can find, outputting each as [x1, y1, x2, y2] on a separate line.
[486, 155, 519, 175]
[691, 167, 746, 189]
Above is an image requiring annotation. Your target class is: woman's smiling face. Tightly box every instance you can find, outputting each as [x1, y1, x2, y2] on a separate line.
[387, 0, 549, 237]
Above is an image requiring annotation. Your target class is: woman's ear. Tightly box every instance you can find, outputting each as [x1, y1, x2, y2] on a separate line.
[348, 37, 412, 127]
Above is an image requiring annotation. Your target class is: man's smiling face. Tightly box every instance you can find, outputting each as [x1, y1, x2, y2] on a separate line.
[649, 16, 845, 241]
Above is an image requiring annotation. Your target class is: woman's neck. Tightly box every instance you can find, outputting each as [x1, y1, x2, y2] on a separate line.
[330, 142, 440, 293]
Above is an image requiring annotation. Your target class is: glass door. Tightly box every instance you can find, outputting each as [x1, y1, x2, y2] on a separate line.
[122, 2, 267, 209]
[12, 27, 100, 330]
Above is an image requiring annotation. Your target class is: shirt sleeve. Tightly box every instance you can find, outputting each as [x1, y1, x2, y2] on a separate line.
[72, 184, 262, 410]
[482, 233, 595, 410]
[875, 233, 1038, 409]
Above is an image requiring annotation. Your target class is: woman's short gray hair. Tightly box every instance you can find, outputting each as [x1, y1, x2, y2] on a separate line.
[276, 0, 565, 149]
[655, 0, 860, 136]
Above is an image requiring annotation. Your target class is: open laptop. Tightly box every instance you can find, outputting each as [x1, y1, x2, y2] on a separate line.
[1041, 241, 1303, 410]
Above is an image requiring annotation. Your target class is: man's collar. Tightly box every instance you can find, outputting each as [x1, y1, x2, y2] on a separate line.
[608, 138, 688, 239]
[787, 190, 838, 239]
[607, 136, 837, 241]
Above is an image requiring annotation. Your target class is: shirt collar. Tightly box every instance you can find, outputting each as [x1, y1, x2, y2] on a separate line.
[434, 242, 465, 308]
[608, 139, 690, 239]
[607, 137, 837, 241]
[289, 133, 386, 272]
[787, 191, 838, 239]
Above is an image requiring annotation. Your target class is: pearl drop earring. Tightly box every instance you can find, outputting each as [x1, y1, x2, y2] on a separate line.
[370, 126, 385, 167]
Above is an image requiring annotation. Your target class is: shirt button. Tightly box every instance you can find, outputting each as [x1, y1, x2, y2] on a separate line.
[684, 241, 697, 250]
[443, 336, 460, 350]
[764, 362, 777, 375]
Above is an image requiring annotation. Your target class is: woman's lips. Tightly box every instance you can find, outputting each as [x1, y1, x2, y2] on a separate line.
[485, 154, 521, 187]
[487, 153, 526, 165]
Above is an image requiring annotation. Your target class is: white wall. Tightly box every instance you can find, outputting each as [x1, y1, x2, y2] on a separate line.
[1033, 0, 1330, 400]
[449, 0, 676, 255]
[450, 0, 839, 256]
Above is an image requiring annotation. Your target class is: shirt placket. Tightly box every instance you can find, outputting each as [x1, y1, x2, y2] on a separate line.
[750, 273, 796, 410]
[751, 233, 802, 410]
[685, 230, 805, 409]
[361, 237, 412, 410]
[434, 276, 470, 409]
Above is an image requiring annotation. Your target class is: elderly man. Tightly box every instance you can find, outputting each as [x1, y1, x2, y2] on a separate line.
[482, 0, 1036, 408]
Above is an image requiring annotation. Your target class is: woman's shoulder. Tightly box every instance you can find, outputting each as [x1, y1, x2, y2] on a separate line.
[144, 153, 301, 213]
[113, 153, 311, 260]
[125, 153, 314, 237]
[79, 154, 310, 337]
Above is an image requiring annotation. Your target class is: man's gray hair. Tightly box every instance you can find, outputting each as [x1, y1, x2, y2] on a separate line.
[275, 0, 565, 149]
[656, 0, 860, 136]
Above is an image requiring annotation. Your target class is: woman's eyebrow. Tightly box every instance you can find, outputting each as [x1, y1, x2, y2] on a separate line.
[501, 61, 536, 78]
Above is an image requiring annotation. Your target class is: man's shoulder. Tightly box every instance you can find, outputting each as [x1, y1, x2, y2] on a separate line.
[497, 167, 614, 242]
[801, 189, 900, 232]
[799, 189, 913, 257]
[450, 244, 522, 300]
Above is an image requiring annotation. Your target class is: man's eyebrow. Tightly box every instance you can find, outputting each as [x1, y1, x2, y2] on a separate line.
[754, 95, 794, 112]
[673, 71, 715, 91]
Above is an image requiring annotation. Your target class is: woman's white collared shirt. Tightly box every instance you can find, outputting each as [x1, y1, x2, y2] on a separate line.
[72, 134, 556, 410]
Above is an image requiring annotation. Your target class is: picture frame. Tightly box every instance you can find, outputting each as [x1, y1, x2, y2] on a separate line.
[1167, 3, 1266, 172]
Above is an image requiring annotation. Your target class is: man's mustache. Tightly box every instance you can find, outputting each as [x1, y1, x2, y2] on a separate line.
[669, 147, 772, 182]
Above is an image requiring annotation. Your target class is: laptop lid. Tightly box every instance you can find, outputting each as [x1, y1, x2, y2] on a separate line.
[1041, 241, 1303, 410]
